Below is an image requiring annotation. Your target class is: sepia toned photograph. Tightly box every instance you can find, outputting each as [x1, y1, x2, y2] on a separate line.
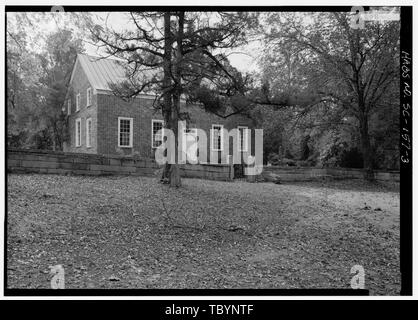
[5, 6, 409, 296]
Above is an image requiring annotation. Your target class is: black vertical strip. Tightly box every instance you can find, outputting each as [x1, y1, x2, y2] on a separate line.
[400, 6, 412, 296]
[4, 12, 9, 291]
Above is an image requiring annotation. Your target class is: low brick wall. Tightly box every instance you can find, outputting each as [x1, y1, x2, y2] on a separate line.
[262, 167, 328, 181]
[262, 166, 399, 182]
[326, 167, 400, 182]
[180, 163, 232, 181]
[7, 149, 233, 181]
[7, 148, 159, 176]
[7, 149, 399, 183]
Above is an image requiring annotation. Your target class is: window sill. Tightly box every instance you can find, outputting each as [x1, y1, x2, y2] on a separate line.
[118, 146, 133, 149]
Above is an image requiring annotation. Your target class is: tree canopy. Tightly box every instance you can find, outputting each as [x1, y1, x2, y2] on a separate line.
[6, 10, 400, 178]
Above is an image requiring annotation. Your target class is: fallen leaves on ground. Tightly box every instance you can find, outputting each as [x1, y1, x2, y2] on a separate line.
[6, 174, 400, 294]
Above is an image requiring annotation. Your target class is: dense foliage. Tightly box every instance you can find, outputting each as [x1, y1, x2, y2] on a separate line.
[7, 13, 84, 150]
[258, 11, 400, 171]
[6, 11, 400, 173]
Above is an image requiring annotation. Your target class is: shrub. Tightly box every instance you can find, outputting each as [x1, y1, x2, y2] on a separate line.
[267, 153, 280, 166]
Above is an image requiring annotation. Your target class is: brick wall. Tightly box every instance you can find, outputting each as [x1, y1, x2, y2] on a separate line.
[96, 93, 254, 162]
[65, 57, 254, 161]
[7, 149, 233, 181]
[8, 149, 159, 176]
[64, 60, 98, 154]
[8, 149, 398, 183]
[262, 166, 400, 182]
[96, 94, 162, 157]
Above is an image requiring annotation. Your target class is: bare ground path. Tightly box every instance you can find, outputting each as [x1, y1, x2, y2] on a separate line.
[6, 174, 400, 294]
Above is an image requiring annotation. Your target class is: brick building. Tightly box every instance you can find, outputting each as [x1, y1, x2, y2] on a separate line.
[63, 54, 254, 163]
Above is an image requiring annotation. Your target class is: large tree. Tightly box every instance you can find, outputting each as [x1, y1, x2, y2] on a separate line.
[89, 11, 258, 186]
[37, 29, 84, 150]
[262, 11, 400, 179]
[7, 13, 84, 150]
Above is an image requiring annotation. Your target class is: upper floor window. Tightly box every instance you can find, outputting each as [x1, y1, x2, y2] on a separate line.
[76, 93, 81, 112]
[211, 124, 223, 151]
[118, 117, 133, 148]
[86, 118, 92, 148]
[67, 98, 71, 115]
[238, 126, 248, 152]
[75, 118, 81, 147]
[152, 119, 164, 148]
[86, 87, 92, 107]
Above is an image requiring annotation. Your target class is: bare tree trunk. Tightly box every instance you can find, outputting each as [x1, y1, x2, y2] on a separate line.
[169, 96, 181, 187]
[161, 12, 173, 183]
[359, 111, 374, 181]
[168, 11, 185, 187]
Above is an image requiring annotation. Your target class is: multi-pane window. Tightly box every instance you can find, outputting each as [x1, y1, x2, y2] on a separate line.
[211, 124, 223, 151]
[238, 126, 248, 152]
[75, 118, 81, 147]
[152, 119, 164, 148]
[183, 127, 198, 160]
[118, 117, 133, 147]
[86, 118, 92, 148]
[76, 93, 80, 112]
[86, 87, 92, 107]
[67, 98, 71, 115]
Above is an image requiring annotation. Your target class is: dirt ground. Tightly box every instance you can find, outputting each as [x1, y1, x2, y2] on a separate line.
[6, 174, 400, 295]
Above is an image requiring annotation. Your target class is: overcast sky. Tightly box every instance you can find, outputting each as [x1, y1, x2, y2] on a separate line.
[84, 12, 260, 73]
[8, 11, 259, 73]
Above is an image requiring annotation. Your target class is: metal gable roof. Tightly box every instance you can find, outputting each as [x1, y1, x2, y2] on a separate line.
[72, 54, 187, 102]
[76, 54, 127, 91]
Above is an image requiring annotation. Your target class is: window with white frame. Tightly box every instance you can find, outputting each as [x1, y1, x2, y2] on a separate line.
[118, 117, 133, 148]
[76, 93, 80, 112]
[211, 124, 223, 151]
[86, 118, 92, 148]
[183, 127, 198, 160]
[152, 119, 164, 148]
[86, 87, 92, 107]
[67, 98, 71, 115]
[75, 118, 81, 147]
[238, 126, 248, 152]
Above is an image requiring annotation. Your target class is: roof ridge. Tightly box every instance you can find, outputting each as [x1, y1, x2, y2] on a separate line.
[74, 53, 156, 97]
[78, 53, 125, 63]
